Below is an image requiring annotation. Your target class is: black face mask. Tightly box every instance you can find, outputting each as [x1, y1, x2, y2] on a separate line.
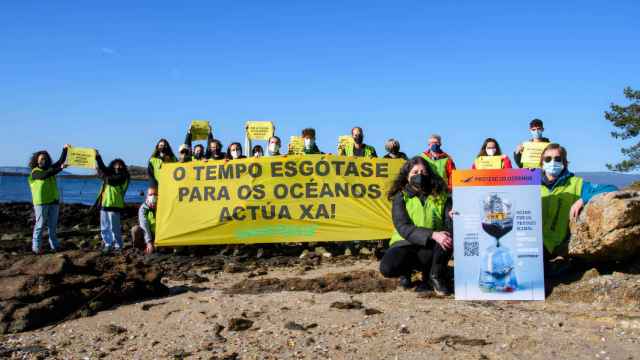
[353, 135, 363, 145]
[194, 153, 203, 160]
[409, 174, 430, 192]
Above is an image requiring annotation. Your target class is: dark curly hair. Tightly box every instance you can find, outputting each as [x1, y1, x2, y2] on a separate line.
[226, 142, 243, 159]
[28, 151, 52, 169]
[151, 138, 176, 160]
[387, 156, 447, 200]
[99, 158, 130, 178]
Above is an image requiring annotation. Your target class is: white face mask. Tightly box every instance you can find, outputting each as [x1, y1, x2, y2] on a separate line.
[486, 148, 497, 156]
[254, 152, 262, 157]
[231, 150, 240, 159]
[304, 138, 314, 149]
[268, 143, 280, 154]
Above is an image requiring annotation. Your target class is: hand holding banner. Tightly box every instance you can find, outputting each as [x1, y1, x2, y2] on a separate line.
[246, 121, 275, 141]
[66, 147, 97, 169]
[190, 121, 211, 141]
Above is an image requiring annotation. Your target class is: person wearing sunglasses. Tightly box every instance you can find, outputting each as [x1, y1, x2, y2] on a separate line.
[540, 143, 617, 275]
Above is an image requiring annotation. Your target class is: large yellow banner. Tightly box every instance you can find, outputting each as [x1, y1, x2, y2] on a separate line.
[155, 155, 404, 246]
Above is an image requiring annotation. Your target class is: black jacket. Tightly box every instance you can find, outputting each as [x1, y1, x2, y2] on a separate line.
[31, 148, 68, 180]
[383, 152, 408, 160]
[391, 186, 452, 247]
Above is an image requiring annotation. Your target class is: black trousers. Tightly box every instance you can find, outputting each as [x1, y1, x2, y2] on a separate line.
[379, 242, 451, 279]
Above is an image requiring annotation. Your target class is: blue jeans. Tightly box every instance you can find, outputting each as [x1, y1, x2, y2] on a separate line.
[32, 204, 60, 253]
[100, 210, 123, 249]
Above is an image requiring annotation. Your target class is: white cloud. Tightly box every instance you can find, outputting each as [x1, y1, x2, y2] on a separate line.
[100, 47, 117, 55]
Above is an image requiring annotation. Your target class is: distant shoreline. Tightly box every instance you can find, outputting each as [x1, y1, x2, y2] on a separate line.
[0, 171, 148, 181]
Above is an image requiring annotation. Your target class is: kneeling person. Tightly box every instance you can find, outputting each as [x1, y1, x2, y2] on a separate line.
[380, 156, 453, 296]
[132, 188, 158, 255]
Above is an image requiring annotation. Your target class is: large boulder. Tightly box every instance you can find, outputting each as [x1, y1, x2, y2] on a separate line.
[569, 191, 640, 261]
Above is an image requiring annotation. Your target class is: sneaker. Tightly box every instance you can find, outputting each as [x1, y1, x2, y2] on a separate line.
[399, 275, 413, 289]
[429, 276, 452, 296]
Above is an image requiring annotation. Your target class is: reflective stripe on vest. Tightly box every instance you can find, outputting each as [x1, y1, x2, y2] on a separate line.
[541, 176, 583, 253]
[389, 192, 447, 247]
[100, 179, 129, 208]
[28, 169, 59, 205]
[145, 208, 156, 234]
[345, 144, 375, 157]
[421, 154, 449, 184]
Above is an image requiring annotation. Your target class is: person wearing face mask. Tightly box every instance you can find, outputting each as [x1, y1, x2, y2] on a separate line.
[300, 128, 323, 155]
[147, 139, 177, 189]
[178, 144, 192, 163]
[226, 142, 246, 160]
[267, 136, 282, 156]
[540, 144, 617, 274]
[383, 138, 408, 160]
[95, 151, 130, 254]
[420, 134, 456, 192]
[380, 157, 453, 295]
[514, 119, 551, 168]
[184, 126, 210, 161]
[206, 139, 226, 160]
[27, 145, 70, 254]
[252, 145, 264, 158]
[472, 138, 513, 169]
[132, 188, 159, 255]
[339, 127, 377, 157]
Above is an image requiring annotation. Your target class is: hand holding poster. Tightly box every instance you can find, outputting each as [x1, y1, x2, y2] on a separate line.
[452, 169, 545, 301]
[474, 156, 502, 170]
[246, 121, 275, 141]
[66, 147, 97, 169]
[155, 155, 404, 246]
[337, 135, 354, 154]
[288, 136, 304, 155]
[521, 142, 549, 168]
[190, 120, 211, 141]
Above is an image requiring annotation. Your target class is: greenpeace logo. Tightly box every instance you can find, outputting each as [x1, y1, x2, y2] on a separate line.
[235, 225, 319, 239]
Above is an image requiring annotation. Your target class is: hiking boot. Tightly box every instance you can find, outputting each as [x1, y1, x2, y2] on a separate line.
[399, 275, 413, 289]
[429, 275, 452, 296]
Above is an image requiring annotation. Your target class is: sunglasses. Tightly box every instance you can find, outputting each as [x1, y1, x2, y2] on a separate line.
[543, 156, 562, 163]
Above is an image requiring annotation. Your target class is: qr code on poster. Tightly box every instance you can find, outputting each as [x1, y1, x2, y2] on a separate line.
[464, 241, 479, 257]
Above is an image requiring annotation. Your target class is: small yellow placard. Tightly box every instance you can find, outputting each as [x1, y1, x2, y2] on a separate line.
[246, 121, 275, 141]
[66, 147, 96, 169]
[337, 135, 355, 154]
[474, 156, 503, 170]
[190, 120, 211, 141]
[288, 136, 305, 155]
[522, 142, 549, 168]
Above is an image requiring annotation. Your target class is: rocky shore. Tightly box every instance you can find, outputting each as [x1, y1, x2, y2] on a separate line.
[0, 192, 639, 359]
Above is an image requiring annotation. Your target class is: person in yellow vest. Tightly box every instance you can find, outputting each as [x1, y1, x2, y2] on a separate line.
[147, 139, 177, 188]
[380, 156, 453, 295]
[95, 151, 130, 254]
[131, 187, 158, 255]
[27, 145, 70, 254]
[514, 119, 550, 168]
[540, 143, 617, 275]
[472, 138, 513, 169]
[338, 127, 377, 157]
[420, 134, 456, 192]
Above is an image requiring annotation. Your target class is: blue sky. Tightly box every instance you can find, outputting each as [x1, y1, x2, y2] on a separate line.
[1, 1, 638, 171]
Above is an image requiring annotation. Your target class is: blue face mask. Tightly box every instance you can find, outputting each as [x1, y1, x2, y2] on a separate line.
[543, 161, 564, 177]
[430, 144, 441, 153]
[530, 129, 543, 139]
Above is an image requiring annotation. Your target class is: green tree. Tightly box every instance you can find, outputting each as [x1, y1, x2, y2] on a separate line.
[606, 87, 640, 172]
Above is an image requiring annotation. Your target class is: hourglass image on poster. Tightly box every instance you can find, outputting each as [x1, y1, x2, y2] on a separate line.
[452, 169, 545, 301]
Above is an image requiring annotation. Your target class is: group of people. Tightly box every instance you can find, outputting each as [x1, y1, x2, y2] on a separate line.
[26, 119, 617, 296]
